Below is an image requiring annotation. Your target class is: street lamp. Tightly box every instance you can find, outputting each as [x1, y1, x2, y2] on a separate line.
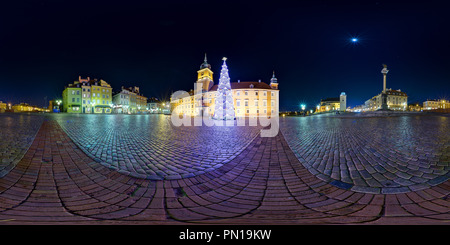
[301, 104, 306, 111]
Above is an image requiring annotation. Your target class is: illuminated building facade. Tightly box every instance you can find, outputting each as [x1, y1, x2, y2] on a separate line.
[63, 76, 113, 113]
[171, 56, 279, 118]
[112, 86, 147, 114]
[317, 97, 341, 112]
[423, 99, 450, 110]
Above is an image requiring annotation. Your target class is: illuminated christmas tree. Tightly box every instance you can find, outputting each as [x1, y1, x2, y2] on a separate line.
[213, 57, 235, 120]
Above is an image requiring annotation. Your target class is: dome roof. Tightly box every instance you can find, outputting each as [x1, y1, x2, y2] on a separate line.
[200, 53, 211, 69]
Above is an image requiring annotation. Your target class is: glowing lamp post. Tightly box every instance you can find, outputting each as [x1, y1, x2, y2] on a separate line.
[56, 100, 62, 113]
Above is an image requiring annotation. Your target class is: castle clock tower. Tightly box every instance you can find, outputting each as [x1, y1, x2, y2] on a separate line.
[197, 54, 214, 91]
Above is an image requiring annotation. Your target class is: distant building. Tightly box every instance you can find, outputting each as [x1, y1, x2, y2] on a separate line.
[112, 86, 147, 114]
[423, 99, 450, 110]
[340, 92, 347, 112]
[0, 101, 6, 113]
[408, 102, 422, 112]
[11, 103, 45, 112]
[366, 89, 408, 111]
[62, 76, 113, 113]
[350, 65, 408, 112]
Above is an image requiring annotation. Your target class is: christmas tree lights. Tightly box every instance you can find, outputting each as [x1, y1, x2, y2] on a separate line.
[213, 57, 235, 121]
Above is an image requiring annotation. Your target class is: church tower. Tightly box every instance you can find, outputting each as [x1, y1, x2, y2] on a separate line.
[270, 71, 278, 90]
[197, 53, 214, 91]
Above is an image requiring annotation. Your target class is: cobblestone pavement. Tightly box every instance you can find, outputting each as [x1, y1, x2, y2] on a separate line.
[0, 114, 44, 178]
[280, 114, 450, 194]
[0, 117, 448, 224]
[52, 114, 262, 180]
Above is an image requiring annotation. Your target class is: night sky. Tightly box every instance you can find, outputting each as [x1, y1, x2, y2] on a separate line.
[1, 0, 449, 111]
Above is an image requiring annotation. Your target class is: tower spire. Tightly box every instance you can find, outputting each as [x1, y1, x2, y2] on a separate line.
[204, 53, 207, 63]
[270, 70, 278, 89]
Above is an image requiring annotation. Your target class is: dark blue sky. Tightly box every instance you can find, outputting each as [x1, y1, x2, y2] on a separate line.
[0, 0, 449, 110]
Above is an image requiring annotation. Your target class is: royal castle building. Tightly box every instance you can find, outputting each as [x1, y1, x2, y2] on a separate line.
[170, 55, 279, 118]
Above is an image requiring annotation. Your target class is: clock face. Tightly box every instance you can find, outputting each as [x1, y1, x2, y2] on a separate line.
[201, 72, 204, 76]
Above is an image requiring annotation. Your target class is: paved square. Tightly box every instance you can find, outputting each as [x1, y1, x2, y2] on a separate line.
[0, 113, 449, 224]
[280, 114, 450, 194]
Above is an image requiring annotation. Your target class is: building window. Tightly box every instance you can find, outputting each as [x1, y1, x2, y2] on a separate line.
[83, 100, 85, 104]
[244, 100, 249, 107]
[245, 91, 248, 96]
[255, 91, 258, 96]
[237, 91, 240, 96]
[246, 109, 249, 114]
[236, 100, 241, 107]
[72, 98, 75, 102]
[71, 91, 75, 95]
[254, 100, 258, 107]
[77, 98, 80, 102]
[263, 100, 267, 107]
[263, 92, 267, 96]
[271, 100, 275, 107]
[271, 92, 274, 97]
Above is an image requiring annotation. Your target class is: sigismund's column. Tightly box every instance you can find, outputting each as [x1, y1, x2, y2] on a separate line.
[380, 64, 389, 110]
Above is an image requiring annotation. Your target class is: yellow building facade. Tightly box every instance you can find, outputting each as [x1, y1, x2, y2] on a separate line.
[423, 99, 450, 110]
[0, 101, 6, 112]
[11, 103, 45, 112]
[171, 56, 279, 118]
[63, 76, 113, 114]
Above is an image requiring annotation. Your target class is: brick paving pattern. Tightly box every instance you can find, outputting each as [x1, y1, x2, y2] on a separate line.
[0, 114, 44, 178]
[281, 115, 450, 194]
[0, 114, 449, 224]
[53, 114, 262, 180]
